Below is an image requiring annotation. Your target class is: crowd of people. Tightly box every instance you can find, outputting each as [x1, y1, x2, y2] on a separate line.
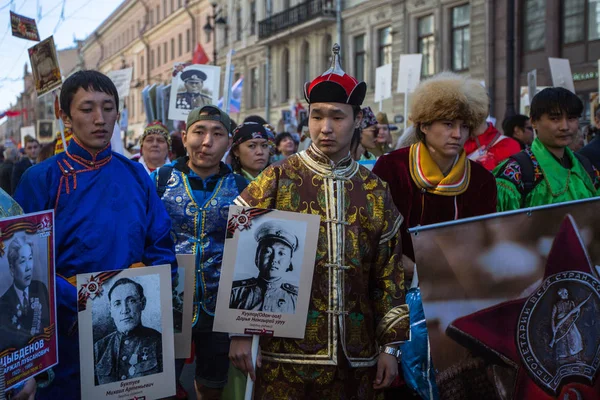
[0, 43, 599, 400]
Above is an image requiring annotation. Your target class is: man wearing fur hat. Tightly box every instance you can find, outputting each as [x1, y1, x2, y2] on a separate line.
[373, 72, 497, 264]
[136, 121, 171, 174]
[229, 44, 409, 399]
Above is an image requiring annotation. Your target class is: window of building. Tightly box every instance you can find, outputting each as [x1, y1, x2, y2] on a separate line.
[377, 26, 392, 67]
[171, 0, 174, 14]
[282, 48, 290, 102]
[178, 33, 182, 56]
[171, 38, 175, 60]
[157, 46, 161, 66]
[418, 15, 435, 76]
[137, 20, 141, 34]
[224, 25, 229, 47]
[564, 0, 585, 44]
[149, 10, 153, 27]
[523, 0, 545, 51]
[156, 6, 160, 23]
[141, 55, 144, 75]
[236, 8, 242, 41]
[163, 42, 167, 63]
[250, 67, 259, 109]
[451, 4, 470, 71]
[178, 0, 182, 8]
[354, 34, 365, 82]
[151, 49, 155, 69]
[250, 1, 256, 35]
[186, 29, 191, 52]
[590, 0, 600, 40]
[163, 0, 167, 19]
[301, 41, 310, 84]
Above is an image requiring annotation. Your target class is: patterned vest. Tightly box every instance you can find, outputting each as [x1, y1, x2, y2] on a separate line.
[161, 169, 242, 317]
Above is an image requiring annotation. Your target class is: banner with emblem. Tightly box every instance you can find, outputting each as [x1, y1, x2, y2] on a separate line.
[213, 206, 320, 338]
[168, 63, 221, 123]
[0, 210, 58, 390]
[76, 265, 176, 400]
[410, 198, 600, 399]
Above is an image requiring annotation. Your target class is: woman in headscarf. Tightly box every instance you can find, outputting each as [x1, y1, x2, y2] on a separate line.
[230, 122, 274, 182]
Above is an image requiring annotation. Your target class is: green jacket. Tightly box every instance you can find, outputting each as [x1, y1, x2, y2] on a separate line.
[494, 138, 599, 211]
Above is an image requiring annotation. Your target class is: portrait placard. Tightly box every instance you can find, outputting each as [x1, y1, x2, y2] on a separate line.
[397, 54, 423, 94]
[0, 211, 58, 390]
[213, 206, 320, 338]
[168, 63, 221, 122]
[374, 63, 392, 102]
[173, 254, 194, 359]
[28, 36, 62, 97]
[77, 265, 175, 400]
[549, 57, 576, 94]
[106, 68, 133, 99]
[36, 120, 54, 143]
[19, 126, 35, 147]
[10, 11, 40, 41]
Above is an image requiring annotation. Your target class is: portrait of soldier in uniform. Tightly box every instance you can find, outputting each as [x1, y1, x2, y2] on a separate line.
[175, 69, 212, 110]
[0, 236, 50, 350]
[93, 278, 163, 385]
[230, 221, 300, 314]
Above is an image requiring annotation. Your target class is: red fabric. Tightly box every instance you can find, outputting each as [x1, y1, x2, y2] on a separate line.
[464, 123, 521, 171]
[372, 147, 497, 260]
[192, 43, 210, 65]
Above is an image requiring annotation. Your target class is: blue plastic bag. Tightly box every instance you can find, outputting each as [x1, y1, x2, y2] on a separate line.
[399, 286, 440, 400]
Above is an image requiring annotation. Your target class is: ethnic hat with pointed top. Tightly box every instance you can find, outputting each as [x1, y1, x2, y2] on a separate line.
[304, 43, 367, 106]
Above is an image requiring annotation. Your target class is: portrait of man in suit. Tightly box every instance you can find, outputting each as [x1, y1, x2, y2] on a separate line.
[0, 236, 50, 349]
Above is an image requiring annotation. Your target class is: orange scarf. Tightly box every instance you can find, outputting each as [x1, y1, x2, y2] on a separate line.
[409, 142, 470, 196]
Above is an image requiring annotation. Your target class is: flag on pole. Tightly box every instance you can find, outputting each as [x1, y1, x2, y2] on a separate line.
[192, 43, 210, 65]
[218, 77, 243, 113]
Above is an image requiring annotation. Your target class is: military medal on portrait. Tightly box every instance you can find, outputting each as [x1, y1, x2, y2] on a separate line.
[213, 206, 320, 339]
[76, 265, 176, 400]
[0, 211, 58, 390]
[168, 62, 221, 122]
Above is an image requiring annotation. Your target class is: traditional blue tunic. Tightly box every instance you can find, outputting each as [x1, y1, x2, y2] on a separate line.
[13, 138, 176, 399]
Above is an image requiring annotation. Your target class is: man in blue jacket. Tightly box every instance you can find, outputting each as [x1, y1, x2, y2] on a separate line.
[14, 70, 176, 398]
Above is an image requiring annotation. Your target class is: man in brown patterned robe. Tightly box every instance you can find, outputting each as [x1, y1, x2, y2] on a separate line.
[228, 44, 410, 399]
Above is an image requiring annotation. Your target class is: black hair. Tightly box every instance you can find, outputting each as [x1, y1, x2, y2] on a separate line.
[170, 132, 187, 159]
[502, 114, 530, 138]
[60, 70, 119, 118]
[530, 87, 583, 122]
[350, 128, 361, 157]
[108, 278, 145, 302]
[244, 115, 268, 125]
[275, 132, 295, 148]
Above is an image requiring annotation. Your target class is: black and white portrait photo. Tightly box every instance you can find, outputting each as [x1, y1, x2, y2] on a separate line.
[37, 120, 54, 142]
[168, 64, 220, 122]
[92, 275, 163, 386]
[229, 219, 307, 314]
[0, 234, 50, 350]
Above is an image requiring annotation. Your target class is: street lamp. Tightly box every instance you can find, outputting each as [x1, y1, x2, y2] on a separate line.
[203, 1, 227, 66]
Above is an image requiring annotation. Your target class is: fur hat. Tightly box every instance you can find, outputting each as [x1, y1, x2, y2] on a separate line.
[409, 72, 488, 130]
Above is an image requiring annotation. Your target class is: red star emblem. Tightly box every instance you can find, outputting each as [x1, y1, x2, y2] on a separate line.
[447, 215, 600, 399]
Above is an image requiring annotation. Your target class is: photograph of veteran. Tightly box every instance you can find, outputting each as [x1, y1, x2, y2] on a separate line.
[0, 236, 50, 350]
[229, 221, 300, 314]
[93, 278, 163, 385]
[175, 69, 212, 110]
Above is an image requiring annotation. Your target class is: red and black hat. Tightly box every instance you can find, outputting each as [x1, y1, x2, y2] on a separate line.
[304, 43, 366, 106]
